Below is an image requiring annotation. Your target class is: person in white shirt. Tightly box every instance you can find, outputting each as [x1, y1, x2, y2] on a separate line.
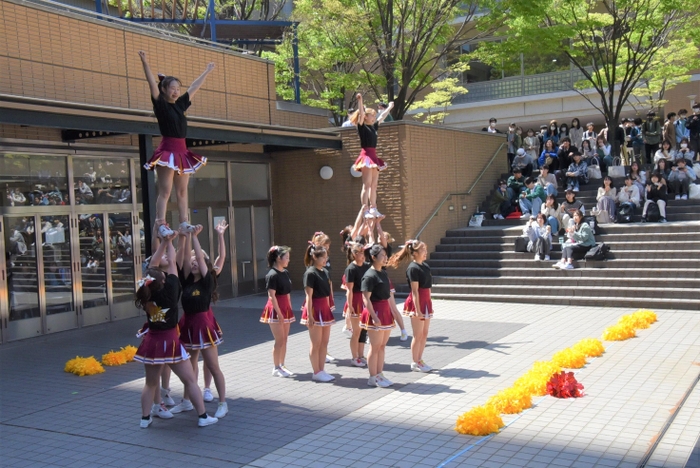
[617, 176, 641, 213]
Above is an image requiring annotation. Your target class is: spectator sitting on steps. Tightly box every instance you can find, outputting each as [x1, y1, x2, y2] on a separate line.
[565, 151, 588, 192]
[553, 210, 596, 270]
[511, 148, 533, 177]
[654, 139, 676, 164]
[557, 137, 577, 171]
[489, 180, 513, 220]
[507, 168, 526, 202]
[594, 176, 617, 222]
[617, 175, 641, 214]
[537, 165, 558, 197]
[675, 137, 696, 166]
[519, 177, 546, 219]
[642, 172, 668, 223]
[523, 213, 552, 261]
[558, 189, 585, 232]
[540, 194, 560, 233]
[668, 158, 697, 200]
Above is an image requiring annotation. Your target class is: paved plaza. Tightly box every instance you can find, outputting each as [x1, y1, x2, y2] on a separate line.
[0, 294, 699, 468]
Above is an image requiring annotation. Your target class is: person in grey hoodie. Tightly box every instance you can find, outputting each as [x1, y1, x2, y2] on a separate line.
[523, 213, 552, 261]
[537, 165, 558, 197]
[511, 148, 533, 176]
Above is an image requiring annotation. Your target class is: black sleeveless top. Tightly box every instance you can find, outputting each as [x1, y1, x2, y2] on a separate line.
[357, 122, 379, 148]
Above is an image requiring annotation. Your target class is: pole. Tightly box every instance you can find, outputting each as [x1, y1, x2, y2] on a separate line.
[292, 23, 301, 104]
[138, 134, 156, 257]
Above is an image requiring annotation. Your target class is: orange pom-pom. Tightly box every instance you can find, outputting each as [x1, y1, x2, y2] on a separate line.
[64, 356, 105, 376]
[602, 323, 636, 341]
[119, 345, 138, 362]
[455, 405, 504, 436]
[102, 350, 128, 366]
[513, 361, 562, 396]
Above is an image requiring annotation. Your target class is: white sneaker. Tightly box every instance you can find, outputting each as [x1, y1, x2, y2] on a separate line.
[552, 261, 564, 269]
[115, 256, 123, 263]
[179, 222, 196, 233]
[493, 214, 500, 220]
[369, 207, 383, 218]
[363, 210, 374, 219]
[411, 361, 432, 373]
[160, 387, 175, 406]
[140, 416, 152, 428]
[197, 415, 218, 427]
[170, 399, 194, 414]
[325, 354, 336, 363]
[534, 254, 541, 261]
[497, 214, 505, 220]
[321, 370, 335, 381]
[342, 325, 353, 338]
[312, 371, 333, 382]
[360, 357, 367, 364]
[675, 194, 681, 200]
[151, 403, 173, 419]
[562, 263, 574, 270]
[367, 376, 377, 387]
[214, 402, 228, 418]
[158, 224, 174, 238]
[375, 375, 391, 388]
[272, 367, 288, 377]
[520, 213, 530, 220]
[378, 373, 393, 386]
[400, 330, 409, 341]
[351, 357, 367, 368]
[202, 388, 214, 402]
[281, 365, 295, 376]
[418, 360, 433, 372]
[682, 194, 688, 200]
[544, 255, 551, 261]
[573, 187, 579, 192]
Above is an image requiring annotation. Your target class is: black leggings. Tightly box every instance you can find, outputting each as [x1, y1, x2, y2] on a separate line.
[562, 244, 592, 261]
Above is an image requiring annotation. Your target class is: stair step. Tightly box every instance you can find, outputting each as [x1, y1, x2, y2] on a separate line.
[436, 241, 700, 252]
[429, 258, 699, 271]
[429, 294, 700, 310]
[433, 276, 700, 288]
[430, 267, 699, 278]
[430, 284, 700, 300]
[430, 250, 698, 261]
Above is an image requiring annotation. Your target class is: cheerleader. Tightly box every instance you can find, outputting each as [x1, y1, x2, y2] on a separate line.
[310, 231, 337, 363]
[350, 93, 394, 219]
[170, 226, 228, 419]
[360, 244, 395, 388]
[261, 245, 295, 377]
[301, 244, 336, 382]
[376, 221, 409, 341]
[134, 232, 217, 428]
[138, 51, 215, 236]
[388, 240, 433, 372]
[343, 242, 370, 367]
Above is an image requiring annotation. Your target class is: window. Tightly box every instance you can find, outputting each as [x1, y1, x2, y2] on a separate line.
[0, 154, 68, 207]
[231, 163, 269, 201]
[72, 158, 131, 205]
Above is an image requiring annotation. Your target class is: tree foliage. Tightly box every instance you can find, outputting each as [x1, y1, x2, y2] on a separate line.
[410, 63, 469, 125]
[473, 0, 700, 149]
[265, 0, 490, 124]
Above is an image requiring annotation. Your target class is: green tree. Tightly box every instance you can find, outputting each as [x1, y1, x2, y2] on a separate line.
[474, 0, 700, 153]
[411, 63, 469, 125]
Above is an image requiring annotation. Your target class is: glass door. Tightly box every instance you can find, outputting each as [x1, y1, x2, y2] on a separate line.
[234, 207, 255, 295]
[108, 212, 138, 320]
[77, 212, 110, 326]
[41, 214, 77, 334]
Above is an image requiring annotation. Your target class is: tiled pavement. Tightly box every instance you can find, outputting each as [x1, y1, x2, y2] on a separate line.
[0, 293, 698, 467]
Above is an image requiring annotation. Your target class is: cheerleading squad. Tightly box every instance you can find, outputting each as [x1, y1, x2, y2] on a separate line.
[131, 57, 434, 428]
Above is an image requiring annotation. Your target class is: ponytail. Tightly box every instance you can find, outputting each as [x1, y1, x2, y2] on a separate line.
[304, 243, 327, 267]
[345, 241, 363, 265]
[387, 239, 425, 269]
[267, 245, 291, 268]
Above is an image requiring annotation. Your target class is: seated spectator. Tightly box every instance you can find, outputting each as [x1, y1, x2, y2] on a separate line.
[595, 136, 613, 169]
[86, 257, 99, 271]
[553, 210, 596, 270]
[8, 188, 26, 206]
[511, 148, 533, 176]
[628, 161, 647, 196]
[537, 165, 558, 197]
[543, 120, 560, 147]
[654, 139, 676, 164]
[580, 139, 596, 162]
[654, 159, 672, 184]
[676, 137, 695, 166]
[594, 176, 617, 222]
[565, 151, 588, 192]
[556, 137, 577, 170]
[582, 122, 597, 151]
[617, 175, 641, 214]
[642, 172, 668, 223]
[668, 158, 697, 200]
[77, 180, 94, 203]
[540, 194, 560, 233]
[558, 189, 585, 231]
[507, 168, 526, 202]
[519, 177, 545, 219]
[489, 180, 513, 220]
[538, 139, 559, 171]
[96, 184, 117, 204]
[523, 213, 552, 261]
[116, 183, 131, 203]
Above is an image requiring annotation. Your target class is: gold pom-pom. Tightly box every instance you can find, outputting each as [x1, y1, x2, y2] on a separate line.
[618, 314, 650, 329]
[455, 405, 505, 436]
[513, 361, 562, 396]
[119, 345, 138, 362]
[102, 350, 128, 366]
[64, 356, 105, 376]
[486, 387, 532, 414]
[602, 323, 636, 341]
[572, 338, 605, 358]
[551, 348, 587, 369]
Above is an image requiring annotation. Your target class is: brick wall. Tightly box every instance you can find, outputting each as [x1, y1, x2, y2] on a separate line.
[0, 0, 329, 131]
[271, 121, 505, 289]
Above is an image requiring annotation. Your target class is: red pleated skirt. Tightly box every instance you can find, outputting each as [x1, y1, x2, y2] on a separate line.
[178, 308, 223, 350]
[260, 294, 296, 324]
[300, 297, 335, 326]
[144, 136, 207, 175]
[360, 300, 395, 331]
[343, 290, 365, 318]
[353, 147, 387, 171]
[403, 288, 433, 319]
[134, 327, 190, 365]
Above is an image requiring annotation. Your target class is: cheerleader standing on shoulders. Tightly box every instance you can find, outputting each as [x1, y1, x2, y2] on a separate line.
[350, 93, 394, 219]
[261, 245, 295, 378]
[170, 226, 228, 419]
[138, 51, 214, 237]
[134, 231, 217, 428]
[389, 240, 434, 372]
[301, 244, 336, 382]
[360, 244, 396, 388]
[343, 242, 370, 367]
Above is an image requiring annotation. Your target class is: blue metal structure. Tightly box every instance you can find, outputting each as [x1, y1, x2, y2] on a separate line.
[94, 0, 301, 103]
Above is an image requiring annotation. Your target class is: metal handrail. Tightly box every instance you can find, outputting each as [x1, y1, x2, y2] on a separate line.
[415, 142, 506, 239]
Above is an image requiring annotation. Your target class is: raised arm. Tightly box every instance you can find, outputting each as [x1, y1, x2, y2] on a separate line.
[175, 227, 188, 269]
[356, 93, 366, 126]
[148, 231, 176, 270]
[377, 101, 394, 124]
[213, 219, 228, 274]
[181, 230, 193, 279]
[349, 205, 367, 239]
[138, 51, 160, 100]
[187, 63, 216, 100]
[191, 225, 208, 278]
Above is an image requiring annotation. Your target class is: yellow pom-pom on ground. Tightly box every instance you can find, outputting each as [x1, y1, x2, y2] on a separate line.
[455, 405, 505, 436]
[102, 350, 128, 366]
[551, 348, 587, 369]
[572, 338, 605, 358]
[64, 356, 105, 376]
[632, 310, 657, 326]
[618, 314, 651, 329]
[513, 361, 562, 396]
[602, 323, 636, 341]
[119, 345, 138, 362]
[486, 387, 532, 414]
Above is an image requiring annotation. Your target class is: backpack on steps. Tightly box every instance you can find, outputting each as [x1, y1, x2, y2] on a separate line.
[646, 201, 660, 222]
[585, 243, 610, 261]
[617, 204, 634, 223]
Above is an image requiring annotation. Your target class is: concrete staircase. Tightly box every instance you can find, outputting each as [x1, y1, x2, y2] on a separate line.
[427, 171, 700, 310]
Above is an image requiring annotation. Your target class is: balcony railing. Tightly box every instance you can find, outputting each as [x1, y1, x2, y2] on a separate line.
[452, 67, 593, 104]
